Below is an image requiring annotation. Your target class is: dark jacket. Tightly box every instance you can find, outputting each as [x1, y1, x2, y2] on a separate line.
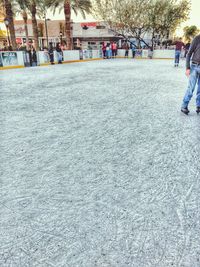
[28, 50, 37, 66]
[174, 41, 185, 51]
[186, 35, 200, 69]
[56, 47, 62, 53]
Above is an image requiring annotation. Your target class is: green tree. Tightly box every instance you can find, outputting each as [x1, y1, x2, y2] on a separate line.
[47, 0, 92, 50]
[27, 0, 40, 50]
[93, 0, 150, 47]
[147, 0, 190, 47]
[184, 25, 199, 42]
[93, 0, 190, 48]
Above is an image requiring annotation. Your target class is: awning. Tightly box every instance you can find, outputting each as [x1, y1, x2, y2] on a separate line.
[0, 29, 7, 38]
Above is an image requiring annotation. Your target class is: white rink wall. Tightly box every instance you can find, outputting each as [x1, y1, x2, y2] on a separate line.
[153, 49, 175, 59]
[0, 51, 25, 67]
[0, 49, 177, 68]
[118, 49, 175, 59]
[63, 50, 80, 61]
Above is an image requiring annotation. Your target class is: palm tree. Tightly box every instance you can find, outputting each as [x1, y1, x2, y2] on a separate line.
[15, 0, 29, 48]
[1, 0, 17, 50]
[27, 0, 39, 50]
[27, 0, 50, 50]
[47, 0, 92, 50]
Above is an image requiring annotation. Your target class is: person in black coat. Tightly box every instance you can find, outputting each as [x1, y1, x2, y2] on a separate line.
[56, 43, 63, 64]
[29, 47, 37, 67]
[48, 43, 55, 65]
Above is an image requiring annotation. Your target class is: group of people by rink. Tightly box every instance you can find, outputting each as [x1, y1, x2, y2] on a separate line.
[101, 41, 138, 59]
[102, 42, 118, 59]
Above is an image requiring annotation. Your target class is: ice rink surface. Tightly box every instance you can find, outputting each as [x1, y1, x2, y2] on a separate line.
[1, 59, 200, 267]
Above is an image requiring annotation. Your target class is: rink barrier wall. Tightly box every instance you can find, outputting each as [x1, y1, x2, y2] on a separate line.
[0, 51, 25, 70]
[117, 49, 175, 59]
[0, 49, 175, 70]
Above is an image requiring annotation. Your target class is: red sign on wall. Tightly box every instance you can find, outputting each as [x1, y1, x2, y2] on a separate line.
[80, 22, 97, 27]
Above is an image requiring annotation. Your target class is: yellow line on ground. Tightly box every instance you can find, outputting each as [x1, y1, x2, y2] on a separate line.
[40, 58, 103, 67]
[0, 58, 104, 70]
[0, 65, 25, 70]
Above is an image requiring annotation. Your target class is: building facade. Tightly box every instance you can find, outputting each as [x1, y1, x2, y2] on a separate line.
[13, 19, 119, 50]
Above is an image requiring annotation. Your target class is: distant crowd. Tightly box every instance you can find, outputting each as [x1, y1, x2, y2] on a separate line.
[0, 38, 192, 66]
[0, 42, 64, 66]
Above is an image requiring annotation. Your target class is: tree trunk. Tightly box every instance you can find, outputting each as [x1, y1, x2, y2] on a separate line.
[64, 0, 72, 50]
[4, 0, 17, 50]
[22, 11, 29, 49]
[31, 3, 39, 51]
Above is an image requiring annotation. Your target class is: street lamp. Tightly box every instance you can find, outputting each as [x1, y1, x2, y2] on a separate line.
[45, 19, 50, 47]
[44, 13, 50, 48]
[4, 18, 11, 47]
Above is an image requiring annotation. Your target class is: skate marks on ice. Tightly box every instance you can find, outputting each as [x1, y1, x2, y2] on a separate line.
[0, 59, 200, 266]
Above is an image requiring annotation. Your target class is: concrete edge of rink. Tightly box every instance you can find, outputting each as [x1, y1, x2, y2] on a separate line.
[0, 65, 25, 70]
[0, 57, 174, 71]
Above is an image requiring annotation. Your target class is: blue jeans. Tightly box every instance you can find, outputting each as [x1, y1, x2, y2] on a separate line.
[106, 50, 109, 58]
[106, 50, 112, 58]
[175, 50, 181, 64]
[57, 52, 63, 63]
[182, 64, 200, 108]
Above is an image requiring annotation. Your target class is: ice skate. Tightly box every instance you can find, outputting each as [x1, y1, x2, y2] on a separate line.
[196, 107, 200, 114]
[181, 107, 190, 115]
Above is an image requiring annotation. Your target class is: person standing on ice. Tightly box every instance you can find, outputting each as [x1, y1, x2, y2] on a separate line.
[123, 41, 130, 58]
[111, 42, 117, 58]
[181, 34, 200, 115]
[106, 43, 111, 59]
[173, 37, 185, 67]
[56, 43, 63, 64]
[102, 42, 106, 59]
[48, 43, 55, 65]
[130, 43, 136, 59]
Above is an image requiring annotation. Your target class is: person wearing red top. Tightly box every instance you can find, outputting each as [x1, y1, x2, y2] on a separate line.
[111, 42, 117, 58]
[174, 37, 185, 67]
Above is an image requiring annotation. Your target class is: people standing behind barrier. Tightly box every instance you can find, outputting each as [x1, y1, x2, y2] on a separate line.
[173, 38, 185, 67]
[106, 43, 112, 59]
[56, 43, 63, 64]
[148, 46, 153, 59]
[130, 43, 136, 58]
[29, 47, 37, 67]
[109, 43, 113, 58]
[102, 42, 106, 59]
[48, 43, 55, 65]
[111, 42, 117, 58]
[123, 41, 130, 58]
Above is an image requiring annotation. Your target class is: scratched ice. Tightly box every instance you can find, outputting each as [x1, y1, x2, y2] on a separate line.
[0, 59, 200, 267]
